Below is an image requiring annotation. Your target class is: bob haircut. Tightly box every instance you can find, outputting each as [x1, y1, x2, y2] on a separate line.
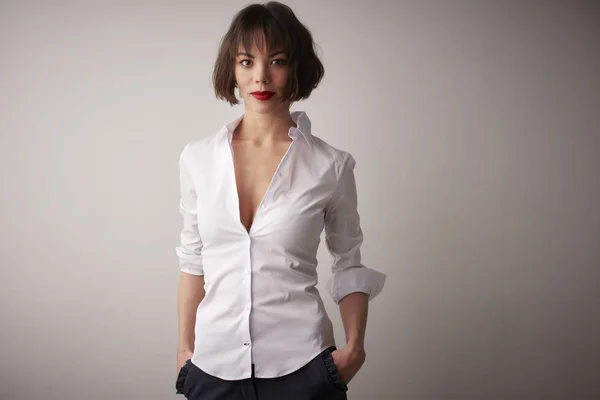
[212, 1, 325, 105]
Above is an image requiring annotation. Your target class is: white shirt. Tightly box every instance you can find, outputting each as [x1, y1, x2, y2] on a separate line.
[176, 110, 386, 380]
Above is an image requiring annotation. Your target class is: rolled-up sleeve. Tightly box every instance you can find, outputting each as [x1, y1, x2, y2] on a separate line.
[175, 142, 204, 276]
[324, 152, 386, 304]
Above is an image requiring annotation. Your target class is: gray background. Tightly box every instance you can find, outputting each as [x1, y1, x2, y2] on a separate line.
[1, 0, 599, 399]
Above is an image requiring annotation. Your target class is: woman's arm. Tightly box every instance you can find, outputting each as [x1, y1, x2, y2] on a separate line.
[175, 142, 206, 373]
[323, 152, 386, 307]
[177, 272, 205, 354]
[338, 292, 369, 352]
[334, 292, 368, 384]
[323, 152, 386, 383]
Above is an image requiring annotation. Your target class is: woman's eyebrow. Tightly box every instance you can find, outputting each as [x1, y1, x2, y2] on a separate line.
[236, 50, 286, 58]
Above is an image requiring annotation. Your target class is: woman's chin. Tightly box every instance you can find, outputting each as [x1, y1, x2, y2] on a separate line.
[245, 99, 287, 114]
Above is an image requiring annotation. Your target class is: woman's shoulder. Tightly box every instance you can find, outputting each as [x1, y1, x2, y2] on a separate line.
[309, 134, 355, 176]
[179, 130, 224, 163]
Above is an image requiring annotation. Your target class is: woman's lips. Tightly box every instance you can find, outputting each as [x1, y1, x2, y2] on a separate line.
[251, 91, 275, 101]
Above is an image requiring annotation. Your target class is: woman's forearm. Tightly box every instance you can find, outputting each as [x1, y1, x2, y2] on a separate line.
[338, 292, 369, 351]
[177, 272, 205, 352]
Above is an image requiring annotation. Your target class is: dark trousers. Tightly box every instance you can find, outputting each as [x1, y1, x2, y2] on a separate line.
[176, 346, 348, 400]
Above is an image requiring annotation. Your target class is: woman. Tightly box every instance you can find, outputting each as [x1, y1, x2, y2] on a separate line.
[175, 2, 386, 399]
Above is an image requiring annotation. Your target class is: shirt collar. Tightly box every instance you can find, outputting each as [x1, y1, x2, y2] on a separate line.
[217, 111, 313, 147]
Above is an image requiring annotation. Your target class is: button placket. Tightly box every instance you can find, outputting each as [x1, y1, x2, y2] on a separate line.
[244, 238, 252, 352]
[271, 171, 285, 203]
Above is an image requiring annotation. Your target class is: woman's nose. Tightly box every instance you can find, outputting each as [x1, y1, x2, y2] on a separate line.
[254, 66, 270, 83]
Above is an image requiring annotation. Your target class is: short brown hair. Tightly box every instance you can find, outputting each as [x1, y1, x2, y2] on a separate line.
[212, 2, 325, 105]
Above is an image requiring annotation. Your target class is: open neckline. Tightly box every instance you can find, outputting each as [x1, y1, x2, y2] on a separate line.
[228, 139, 295, 235]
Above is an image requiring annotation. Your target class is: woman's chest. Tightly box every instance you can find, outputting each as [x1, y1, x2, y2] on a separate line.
[232, 140, 292, 234]
[193, 148, 337, 249]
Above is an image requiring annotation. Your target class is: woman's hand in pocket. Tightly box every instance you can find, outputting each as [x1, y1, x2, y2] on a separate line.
[331, 345, 366, 385]
[177, 349, 193, 375]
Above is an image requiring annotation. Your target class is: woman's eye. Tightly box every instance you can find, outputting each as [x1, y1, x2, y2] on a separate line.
[239, 59, 285, 67]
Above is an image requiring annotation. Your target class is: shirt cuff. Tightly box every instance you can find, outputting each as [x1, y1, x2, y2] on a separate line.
[326, 266, 386, 304]
[176, 247, 204, 275]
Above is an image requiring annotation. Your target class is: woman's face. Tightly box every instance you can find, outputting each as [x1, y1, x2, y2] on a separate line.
[234, 41, 291, 114]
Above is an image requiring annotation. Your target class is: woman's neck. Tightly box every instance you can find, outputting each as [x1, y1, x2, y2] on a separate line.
[234, 108, 296, 145]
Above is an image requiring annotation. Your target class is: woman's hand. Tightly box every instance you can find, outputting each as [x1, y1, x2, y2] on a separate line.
[330, 345, 366, 385]
[176, 349, 193, 376]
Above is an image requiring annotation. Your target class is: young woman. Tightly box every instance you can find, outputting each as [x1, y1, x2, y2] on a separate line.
[174, 2, 386, 399]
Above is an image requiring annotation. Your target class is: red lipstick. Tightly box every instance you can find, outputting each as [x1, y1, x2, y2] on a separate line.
[251, 91, 275, 101]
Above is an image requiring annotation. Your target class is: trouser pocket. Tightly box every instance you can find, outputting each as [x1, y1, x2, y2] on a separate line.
[175, 359, 191, 395]
[321, 346, 348, 392]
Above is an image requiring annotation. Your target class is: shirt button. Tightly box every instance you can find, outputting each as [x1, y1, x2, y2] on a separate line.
[244, 342, 250, 346]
